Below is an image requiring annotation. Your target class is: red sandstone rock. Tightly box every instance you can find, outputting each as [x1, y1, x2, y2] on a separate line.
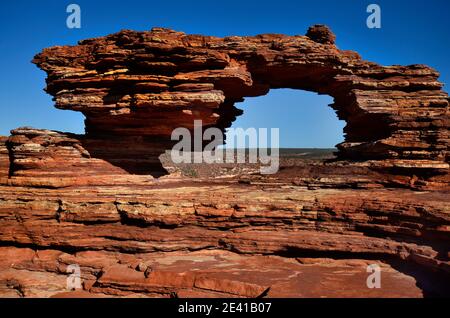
[0, 26, 448, 298]
[31, 27, 449, 176]
[306, 25, 336, 44]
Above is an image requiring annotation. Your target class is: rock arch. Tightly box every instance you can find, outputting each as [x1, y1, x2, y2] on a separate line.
[29, 25, 449, 177]
[1, 26, 450, 297]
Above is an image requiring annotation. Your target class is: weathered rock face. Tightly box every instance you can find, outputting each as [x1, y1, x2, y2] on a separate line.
[32, 25, 450, 176]
[0, 26, 449, 298]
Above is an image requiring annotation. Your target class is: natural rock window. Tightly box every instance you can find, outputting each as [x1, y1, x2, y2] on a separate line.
[228, 89, 343, 148]
[0, 25, 448, 298]
[27, 25, 449, 178]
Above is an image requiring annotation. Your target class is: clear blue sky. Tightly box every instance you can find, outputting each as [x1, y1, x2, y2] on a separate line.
[0, 0, 448, 148]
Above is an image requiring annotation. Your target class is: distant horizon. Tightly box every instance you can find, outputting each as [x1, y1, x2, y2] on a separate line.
[169, 148, 337, 151]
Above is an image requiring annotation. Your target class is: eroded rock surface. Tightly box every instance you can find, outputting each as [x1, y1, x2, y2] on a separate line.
[31, 25, 450, 176]
[0, 25, 449, 298]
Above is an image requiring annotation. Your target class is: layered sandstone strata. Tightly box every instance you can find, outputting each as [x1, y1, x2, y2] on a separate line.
[0, 25, 448, 298]
[32, 25, 450, 175]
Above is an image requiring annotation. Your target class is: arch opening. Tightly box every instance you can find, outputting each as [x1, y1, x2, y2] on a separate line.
[224, 89, 345, 151]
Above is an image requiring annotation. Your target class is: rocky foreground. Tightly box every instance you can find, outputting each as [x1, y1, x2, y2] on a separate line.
[0, 25, 449, 297]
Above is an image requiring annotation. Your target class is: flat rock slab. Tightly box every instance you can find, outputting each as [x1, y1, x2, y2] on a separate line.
[0, 248, 423, 298]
